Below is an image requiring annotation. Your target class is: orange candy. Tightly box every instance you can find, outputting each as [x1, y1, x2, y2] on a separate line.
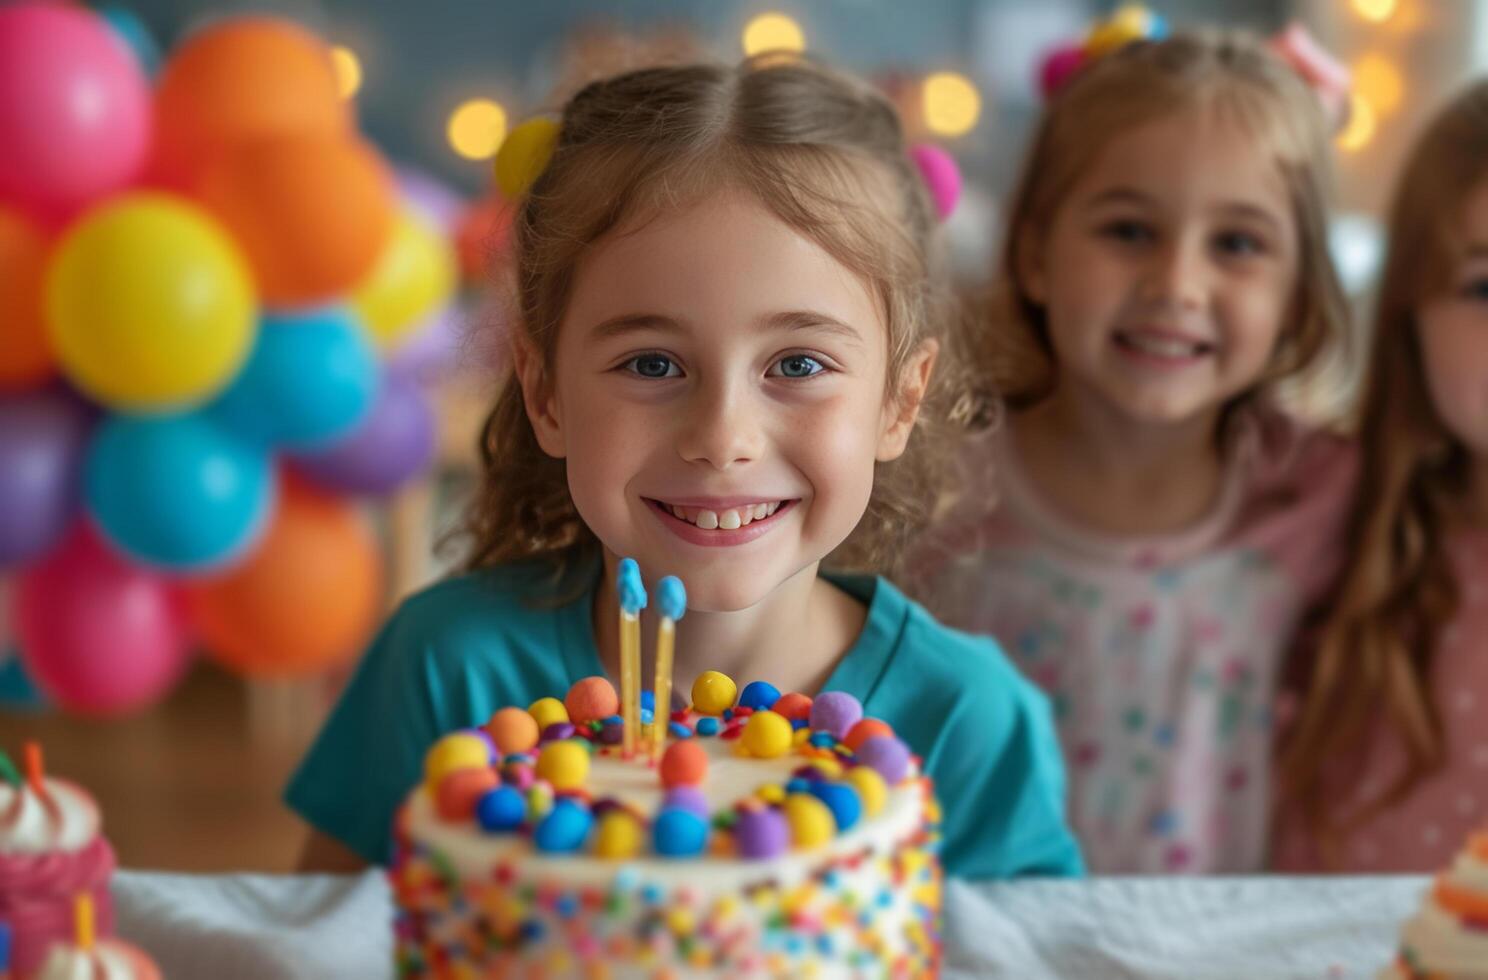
[844, 718, 895, 752]
[771, 692, 812, 722]
[435, 766, 499, 821]
[565, 676, 619, 725]
[659, 740, 707, 789]
[153, 17, 349, 180]
[485, 706, 539, 755]
[194, 134, 394, 305]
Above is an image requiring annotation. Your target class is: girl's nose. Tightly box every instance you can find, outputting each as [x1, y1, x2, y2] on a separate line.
[1141, 237, 1207, 311]
[675, 378, 765, 470]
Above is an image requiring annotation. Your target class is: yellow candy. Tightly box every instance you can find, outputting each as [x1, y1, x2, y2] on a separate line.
[792, 727, 811, 747]
[1085, 3, 1154, 57]
[741, 710, 793, 758]
[494, 117, 560, 199]
[535, 739, 590, 790]
[423, 733, 489, 794]
[667, 907, 696, 936]
[594, 811, 642, 860]
[846, 766, 887, 817]
[528, 696, 569, 732]
[809, 757, 844, 779]
[783, 793, 836, 849]
[756, 783, 785, 805]
[691, 671, 738, 715]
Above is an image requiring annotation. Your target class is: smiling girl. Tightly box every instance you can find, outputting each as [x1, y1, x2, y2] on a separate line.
[912, 32, 1357, 873]
[288, 58, 1082, 879]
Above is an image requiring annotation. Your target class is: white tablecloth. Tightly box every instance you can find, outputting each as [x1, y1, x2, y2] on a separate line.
[112, 871, 1427, 979]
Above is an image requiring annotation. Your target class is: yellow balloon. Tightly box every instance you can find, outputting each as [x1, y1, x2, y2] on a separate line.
[46, 193, 257, 411]
[350, 209, 457, 349]
[493, 117, 559, 199]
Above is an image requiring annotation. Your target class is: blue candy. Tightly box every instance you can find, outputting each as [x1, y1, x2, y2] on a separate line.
[641, 690, 655, 712]
[810, 781, 862, 831]
[534, 799, 593, 853]
[657, 575, 687, 621]
[617, 557, 647, 614]
[696, 717, 721, 736]
[668, 722, 692, 739]
[652, 806, 709, 857]
[476, 786, 527, 832]
[738, 680, 781, 711]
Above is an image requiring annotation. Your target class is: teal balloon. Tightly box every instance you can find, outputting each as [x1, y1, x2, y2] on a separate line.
[84, 413, 274, 572]
[210, 307, 380, 451]
[98, 3, 162, 76]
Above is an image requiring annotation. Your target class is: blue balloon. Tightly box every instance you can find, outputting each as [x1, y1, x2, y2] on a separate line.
[210, 307, 379, 452]
[98, 3, 162, 76]
[84, 413, 274, 572]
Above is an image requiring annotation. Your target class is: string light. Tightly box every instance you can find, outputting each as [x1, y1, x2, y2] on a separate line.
[1350, 0, 1399, 23]
[922, 72, 981, 138]
[447, 99, 508, 161]
[1353, 53, 1403, 115]
[330, 45, 362, 100]
[1337, 93, 1378, 153]
[742, 13, 805, 56]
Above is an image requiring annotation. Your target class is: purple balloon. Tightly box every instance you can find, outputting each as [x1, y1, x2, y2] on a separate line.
[396, 167, 465, 234]
[387, 306, 463, 386]
[0, 388, 94, 566]
[662, 786, 709, 817]
[291, 374, 435, 496]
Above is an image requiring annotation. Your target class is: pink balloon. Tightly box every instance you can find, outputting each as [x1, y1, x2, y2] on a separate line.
[1039, 43, 1087, 100]
[13, 522, 194, 716]
[909, 144, 962, 221]
[0, 2, 153, 212]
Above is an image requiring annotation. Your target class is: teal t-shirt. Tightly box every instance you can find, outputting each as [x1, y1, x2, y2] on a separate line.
[285, 564, 1084, 879]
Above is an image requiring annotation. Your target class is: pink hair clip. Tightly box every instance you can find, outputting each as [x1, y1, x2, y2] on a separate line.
[1269, 23, 1353, 133]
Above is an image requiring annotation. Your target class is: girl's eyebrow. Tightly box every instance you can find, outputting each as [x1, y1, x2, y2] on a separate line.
[761, 310, 865, 349]
[587, 310, 865, 348]
[1086, 186, 1285, 233]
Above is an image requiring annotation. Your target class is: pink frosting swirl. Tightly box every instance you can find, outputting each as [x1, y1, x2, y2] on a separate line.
[0, 835, 116, 977]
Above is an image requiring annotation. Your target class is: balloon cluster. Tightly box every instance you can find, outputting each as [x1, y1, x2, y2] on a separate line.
[1036, 3, 1169, 99]
[0, 5, 460, 715]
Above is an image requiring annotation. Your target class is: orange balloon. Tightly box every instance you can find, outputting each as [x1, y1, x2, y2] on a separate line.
[195, 134, 394, 306]
[189, 480, 383, 678]
[154, 17, 349, 180]
[0, 206, 53, 389]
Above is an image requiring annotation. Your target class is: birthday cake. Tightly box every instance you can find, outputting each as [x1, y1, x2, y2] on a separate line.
[1380, 828, 1488, 979]
[0, 746, 117, 979]
[389, 566, 943, 978]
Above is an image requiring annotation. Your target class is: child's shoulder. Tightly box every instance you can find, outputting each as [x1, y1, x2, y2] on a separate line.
[1243, 408, 1358, 494]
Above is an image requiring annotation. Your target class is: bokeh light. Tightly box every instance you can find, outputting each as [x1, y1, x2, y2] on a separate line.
[742, 13, 805, 56]
[330, 45, 361, 99]
[1337, 93, 1378, 153]
[1351, 0, 1400, 23]
[447, 98, 507, 161]
[1353, 53, 1403, 115]
[922, 72, 981, 138]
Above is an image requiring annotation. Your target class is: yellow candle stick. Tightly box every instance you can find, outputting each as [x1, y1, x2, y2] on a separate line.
[617, 559, 647, 758]
[74, 892, 94, 952]
[652, 576, 687, 762]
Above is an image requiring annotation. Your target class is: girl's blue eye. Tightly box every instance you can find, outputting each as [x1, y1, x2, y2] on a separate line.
[771, 354, 824, 379]
[626, 354, 681, 379]
[1214, 230, 1264, 257]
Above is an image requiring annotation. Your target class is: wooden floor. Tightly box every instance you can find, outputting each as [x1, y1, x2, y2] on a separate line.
[0, 662, 327, 872]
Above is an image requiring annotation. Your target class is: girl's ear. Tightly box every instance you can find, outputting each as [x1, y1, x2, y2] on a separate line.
[1015, 222, 1049, 305]
[877, 338, 940, 462]
[512, 335, 566, 459]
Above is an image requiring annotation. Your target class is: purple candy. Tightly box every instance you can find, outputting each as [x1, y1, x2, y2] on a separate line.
[598, 723, 623, 745]
[541, 722, 576, 743]
[791, 765, 826, 782]
[503, 763, 535, 790]
[591, 797, 625, 819]
[663, 786, 709, 817]
[856, 736, 911, 784]
[735, 807, 789, 859]
[809, 691, 863, 739]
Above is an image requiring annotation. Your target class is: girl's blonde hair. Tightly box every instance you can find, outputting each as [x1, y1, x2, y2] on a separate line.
[462, 57, 958, 585]
[978, 30, 1349, 415]
[1277, 82, 1488, 863]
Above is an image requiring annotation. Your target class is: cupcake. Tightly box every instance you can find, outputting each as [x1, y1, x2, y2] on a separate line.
[1380, 828, 1488, 979]
[0, 746, 116, 978]
[29, 895, 158, 980]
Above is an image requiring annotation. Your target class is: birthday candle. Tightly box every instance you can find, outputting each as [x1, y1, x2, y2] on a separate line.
[652, 576, 687, 762]
[74, 892, 94, 953]
[617, 558, 647, 758]
[21, 741, 59, 828]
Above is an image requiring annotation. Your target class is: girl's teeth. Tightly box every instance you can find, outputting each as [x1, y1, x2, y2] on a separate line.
[718, 509, 742, 530]
[753, 503, 769, 520]
[662, 501, 786, 528]
[766, 501, 780, 516]
[695, 509, 719, 530]
[740, 509, 754, 526]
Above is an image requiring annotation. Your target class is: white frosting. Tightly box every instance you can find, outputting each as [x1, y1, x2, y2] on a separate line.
[1387, 852, 1488, 978]
[0, 778, 99, 855]
[33, 942, 150, 980]
[406, 734, 924, 893]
